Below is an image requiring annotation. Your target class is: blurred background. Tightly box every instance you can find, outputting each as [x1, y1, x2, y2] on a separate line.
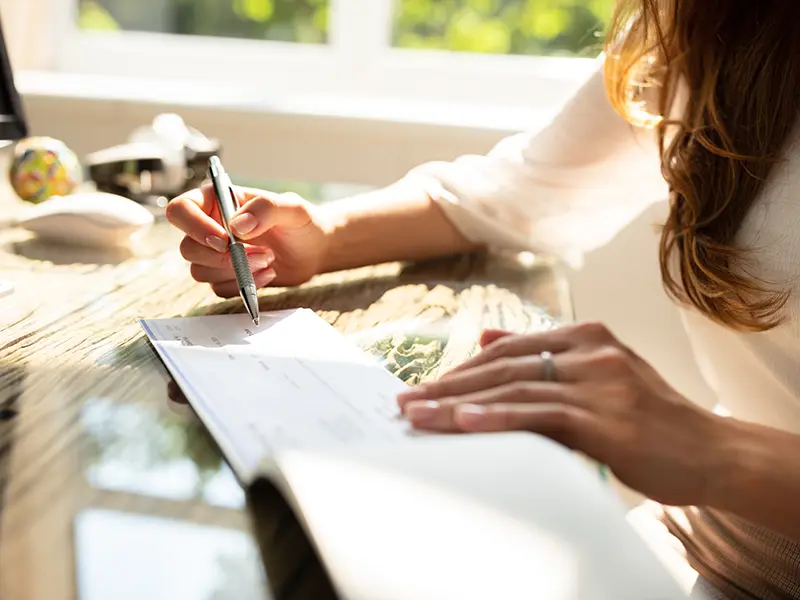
[76, 0, 612, 56]
[3, 0, 613, 202]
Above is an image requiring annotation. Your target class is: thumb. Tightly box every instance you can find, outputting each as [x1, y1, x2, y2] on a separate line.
[229, 192, 312, 240]
[479, 329, 514, 347]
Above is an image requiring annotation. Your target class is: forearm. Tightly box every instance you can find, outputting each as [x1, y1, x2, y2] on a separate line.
[706, 417, 800, 540]
[318, 178, 481, 273]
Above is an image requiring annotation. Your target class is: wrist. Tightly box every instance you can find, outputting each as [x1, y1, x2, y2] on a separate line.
[317, 196, 361, 273]
[701, 415, 768, 510]
[313, 178, 468, 275]
[315, 200, 349, 274]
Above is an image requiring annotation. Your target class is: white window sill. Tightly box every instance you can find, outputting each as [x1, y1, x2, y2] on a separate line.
[17, 70, 563, 133]
[15, 70, 573, 187]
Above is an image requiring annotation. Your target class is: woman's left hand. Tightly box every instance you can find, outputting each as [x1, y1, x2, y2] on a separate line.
[397, 321, 730, 507]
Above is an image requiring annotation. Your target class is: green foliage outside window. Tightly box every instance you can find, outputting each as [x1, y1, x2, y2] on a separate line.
[79, 0, 329, 43]
[79, 0, 615, 57]
[395, 0, 615, 56]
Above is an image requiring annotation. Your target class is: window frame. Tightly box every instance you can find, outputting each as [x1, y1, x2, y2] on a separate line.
[50, 0, 600, 113]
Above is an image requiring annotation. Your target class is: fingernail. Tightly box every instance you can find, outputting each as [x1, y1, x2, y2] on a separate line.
[206, 235, 227, 252]
[405, 401, 441, 424]
[248, 254, 272, 271]
[249, 247, 275, 263]
[230, 213, 257, 237]
[455, 404, 487, 429]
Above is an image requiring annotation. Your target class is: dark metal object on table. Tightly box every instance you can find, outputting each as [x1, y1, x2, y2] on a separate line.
[85, 114, 220, 210]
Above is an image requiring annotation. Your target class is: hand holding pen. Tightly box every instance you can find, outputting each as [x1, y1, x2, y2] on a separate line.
[166, 163, 331, 298]
[207, 156, 261, 326]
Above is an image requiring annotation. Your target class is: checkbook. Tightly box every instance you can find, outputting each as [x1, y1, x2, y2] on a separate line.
[139, 308, 688, 600]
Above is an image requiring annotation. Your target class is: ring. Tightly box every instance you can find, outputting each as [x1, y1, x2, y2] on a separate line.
[540, 351, 556, 382]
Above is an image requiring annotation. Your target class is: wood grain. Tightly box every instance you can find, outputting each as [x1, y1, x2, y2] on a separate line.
[0, 201, 569, 600]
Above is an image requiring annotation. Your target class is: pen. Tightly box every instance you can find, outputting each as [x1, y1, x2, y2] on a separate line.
[207, 155, 260, 326]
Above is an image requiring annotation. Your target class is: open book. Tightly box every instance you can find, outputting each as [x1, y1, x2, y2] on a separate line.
[140, 308, 687, 600]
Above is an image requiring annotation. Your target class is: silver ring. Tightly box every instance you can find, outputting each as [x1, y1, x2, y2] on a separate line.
[540, 351, 556, 382]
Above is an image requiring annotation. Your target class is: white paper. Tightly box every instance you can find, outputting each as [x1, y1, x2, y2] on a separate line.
[140, 309, 414, 482]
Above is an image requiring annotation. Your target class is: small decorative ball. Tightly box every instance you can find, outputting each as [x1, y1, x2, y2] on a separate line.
[9, 137, 83, 203]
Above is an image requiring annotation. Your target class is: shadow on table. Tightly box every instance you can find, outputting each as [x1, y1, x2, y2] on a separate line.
[0, 363, 26, 419]
[10, 238, 136, 266]
[190, 252, 561, 326]
[198, 264, 431, 318]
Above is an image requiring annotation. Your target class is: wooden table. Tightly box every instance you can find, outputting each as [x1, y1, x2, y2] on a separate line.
[0, 193, 572, 600]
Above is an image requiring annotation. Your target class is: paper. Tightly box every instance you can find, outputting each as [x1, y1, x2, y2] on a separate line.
[140, 309, 414, 482]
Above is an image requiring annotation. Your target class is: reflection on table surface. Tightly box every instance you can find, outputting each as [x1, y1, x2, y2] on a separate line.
[0, 200, 570, 600]
[74, 509, 268, 600]
[81, 397, 244, 509]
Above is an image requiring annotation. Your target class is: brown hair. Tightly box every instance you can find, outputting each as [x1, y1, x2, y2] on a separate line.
[604, 1, 800, 331]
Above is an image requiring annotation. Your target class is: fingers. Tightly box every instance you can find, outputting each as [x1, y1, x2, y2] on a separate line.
[455, 403, 591, 450]
[479, 329, 513, 347]
[180, 236, 275, 270]
[190, 252, 274, 283]
[404, 382, 570, 431]
[180, 236, 276, 292]
[166, 186, 229, 249]
[397, 354, 579, 408]
[450, 322, 623, 376]
[228, 192, 312, 240]
[167, 184, 287, 248]
[209, 268, 277, 298]
[448, 329, 573, 375]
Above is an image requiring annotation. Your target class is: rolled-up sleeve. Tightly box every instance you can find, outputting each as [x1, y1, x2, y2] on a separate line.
[404, 59, 669, 267]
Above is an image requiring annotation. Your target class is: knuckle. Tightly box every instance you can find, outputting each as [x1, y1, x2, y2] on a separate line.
[548, 406, 572, 429]
[590, 345, 631, 372]
[503, 380, 534, 400]
[496, 407, 516, 431]
[189, 264, 207, 282]
[572, 320, 613, 342]
[475, 346, 499, 368]
[484, 336, 515, 360]
[550, 406, 580, 440]
[247, 194, 277, 212]
[280, 191, 305, 205]
[494, 333, 519, 350]
[423, 381, 446, 396]
[164, 197, 185, 223]
[490, 357, 519, 384]
[178, 236, 195, 260]
[210, 283, 233, 298]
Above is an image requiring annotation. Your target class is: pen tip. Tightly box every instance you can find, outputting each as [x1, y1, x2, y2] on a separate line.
[253, 315, 260, 327]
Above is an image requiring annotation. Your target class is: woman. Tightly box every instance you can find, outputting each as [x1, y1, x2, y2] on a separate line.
[165, 1, 800, 598]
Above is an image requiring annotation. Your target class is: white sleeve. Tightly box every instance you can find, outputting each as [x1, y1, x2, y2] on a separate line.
[404, 60, 668, 268]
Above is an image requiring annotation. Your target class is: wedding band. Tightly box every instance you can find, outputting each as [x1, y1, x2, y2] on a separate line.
[540, 351, 556, 382]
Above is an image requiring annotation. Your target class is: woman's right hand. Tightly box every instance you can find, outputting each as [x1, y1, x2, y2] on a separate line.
[165, 184, 330, 297]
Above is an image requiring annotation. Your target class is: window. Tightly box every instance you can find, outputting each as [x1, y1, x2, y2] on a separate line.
[78, 0, 612, 55]
[54, 1, 612, 114]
